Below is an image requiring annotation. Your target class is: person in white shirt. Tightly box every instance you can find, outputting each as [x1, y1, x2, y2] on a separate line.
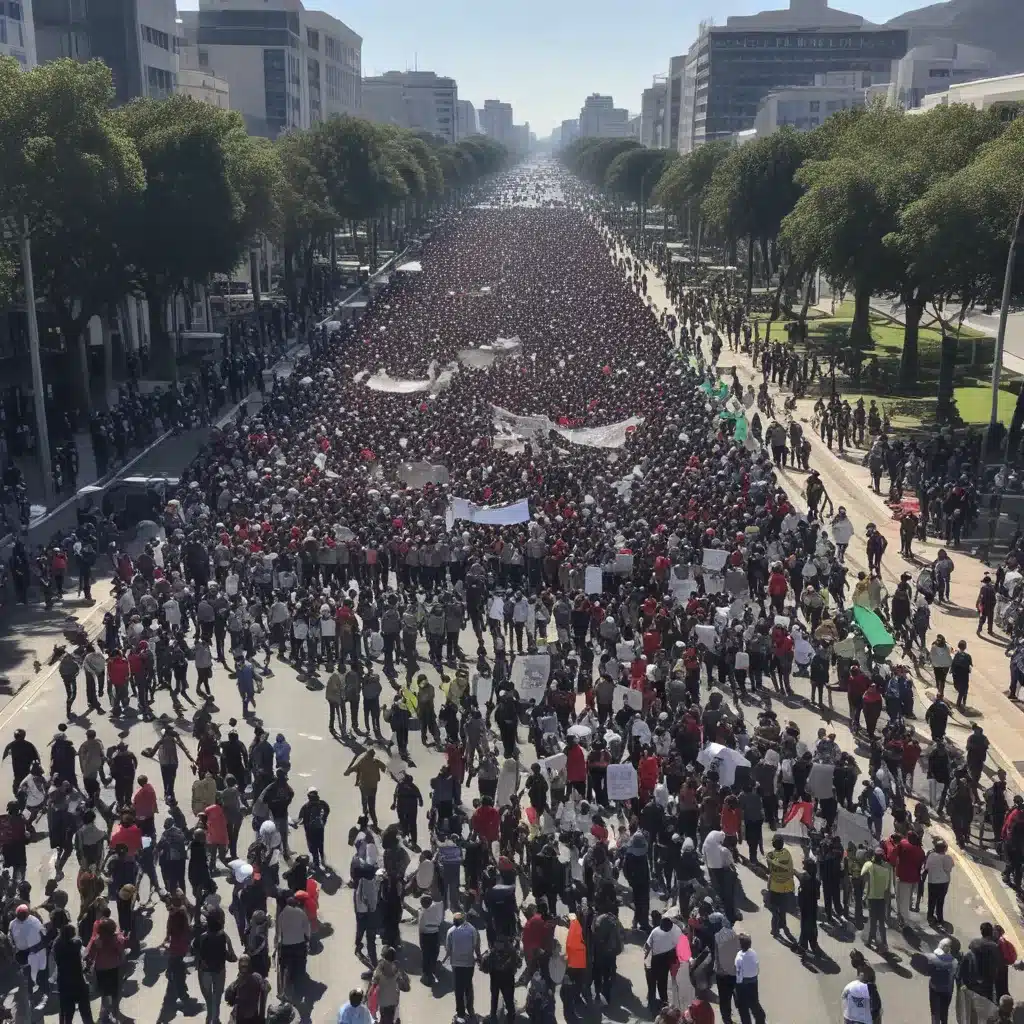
[702, 830, 739, 920]
[644, 915, 682, 1007]
[734, 934, 767, 1024]
[925, 837, 954, 926]
[9, 905, 47, 995]
[841, 967, 875, 1024]
[163, 597, 181, 630]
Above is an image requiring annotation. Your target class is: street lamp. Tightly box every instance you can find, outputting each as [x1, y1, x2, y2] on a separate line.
[987, 191, 1024, 460]
[3, 216, 54, 506]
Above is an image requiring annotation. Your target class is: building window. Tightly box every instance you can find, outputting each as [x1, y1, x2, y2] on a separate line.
[809, 100, 819, 112]
[306, 28, 318, 50]
[146, 65, 174, 96]
[929, 68, 950, 78]
[198, 47, 209, 67]
[143, 25, 170, 49]
[7, 1, 22, 20]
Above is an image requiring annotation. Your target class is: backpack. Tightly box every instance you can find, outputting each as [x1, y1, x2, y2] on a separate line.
[593, 913, 623, 956]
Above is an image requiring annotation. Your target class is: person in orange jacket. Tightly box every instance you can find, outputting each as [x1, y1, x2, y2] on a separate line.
[565, 913, 589, 1005]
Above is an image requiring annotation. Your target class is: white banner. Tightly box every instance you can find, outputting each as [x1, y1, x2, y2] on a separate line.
[585, 566, 604, 595]
[510, 653, 551, 703]
[556, 417, 643, 450]
[606, 763, 638, 801]
[448, 497, 531, 525]
[365, 370, 432, 393]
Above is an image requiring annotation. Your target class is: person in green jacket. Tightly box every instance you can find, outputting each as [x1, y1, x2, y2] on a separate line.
[861, 848, 892, 953]
[843, 842, 868, 928]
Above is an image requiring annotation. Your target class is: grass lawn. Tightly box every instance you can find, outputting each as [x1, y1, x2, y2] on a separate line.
[788, 301, 1018, 428]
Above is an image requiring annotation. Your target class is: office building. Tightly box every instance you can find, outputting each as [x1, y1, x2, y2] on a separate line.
[909, 69, 1024, 115]
[890, 41, 995, 109]
[1, 0, 36, 67]
[480, 99, 514, 144]
[688, 0, 908, 148]
[34, 0, 178, 101]
[176, 66, 230, 107]
[662, 55, 685, 150]
[510, 122, 530, 153]
[456, 98, 481, 138]
[752, 70, 873, 135]
[303, 8, 361, 122]
[579, 93, 629, 138]
[558, 118, 579, 148]
[627, 114, 641, 139]
[361, 70, 455, 142]
[640, 79, 667, 147]
[182, 0, 360, 137]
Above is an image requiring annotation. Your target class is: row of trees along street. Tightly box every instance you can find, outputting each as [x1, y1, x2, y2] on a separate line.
[0, 57, 510, 408]
[561, 102, 1024, 390]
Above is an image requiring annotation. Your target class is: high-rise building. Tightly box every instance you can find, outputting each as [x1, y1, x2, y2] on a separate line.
[689, 0, 908, 148]
[510, 122, 530, 152]
[890, 40, 995, 109]
[640, 79, 667, 147]
[558, 118, 579, 148]
[181, 0, 360, 137]
[480, 99, 514, 144]
[662, 55, 685, 150]
[456, 98, 481, 138]
[34, 0, 177, 101]
[1, 0, 36, 67]
[578, 93, 629, 137]
[361, 70, 456, 143]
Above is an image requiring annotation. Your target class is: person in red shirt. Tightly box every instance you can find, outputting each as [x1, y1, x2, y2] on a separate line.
[470, 796, 500, 845]
[770, 627, 794, 696]
[638, 751, 660, 805]
[110, 810, 143, 858]
[642, 628, 661, 659]
[846, 663, 870, 733]
[565, 738, 587, 796]
[521, 902, 556, 976]
[131, 777, 158, 837]
[106, 651, 131, 717]
[900, 732, 922, 794]
[686, 998, 715, 1024]
[768, 566, 789, 613]
[203, 798, 230, 869]
[894, 831, 925, 925]
[862, 683, 884, 739]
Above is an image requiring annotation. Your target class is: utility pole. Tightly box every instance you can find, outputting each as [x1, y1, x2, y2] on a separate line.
[988, 191, 1024, 458]
[20, 218, 54, 506]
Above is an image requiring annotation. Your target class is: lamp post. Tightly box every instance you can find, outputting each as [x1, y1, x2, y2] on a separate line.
[987, 191, 1024, 460]
[5, 217, 54, 506]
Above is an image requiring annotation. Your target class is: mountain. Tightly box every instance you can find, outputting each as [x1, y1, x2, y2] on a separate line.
[886, 0, 1024, 70]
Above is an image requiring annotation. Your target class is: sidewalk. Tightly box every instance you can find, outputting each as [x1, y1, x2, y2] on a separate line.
[621, 243, 1024, 937]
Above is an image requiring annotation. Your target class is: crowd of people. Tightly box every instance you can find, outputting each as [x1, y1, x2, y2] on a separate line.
[0, 162, 1021, 1024]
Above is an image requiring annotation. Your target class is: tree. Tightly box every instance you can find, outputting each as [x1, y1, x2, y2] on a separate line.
[113, 95, 277, 372]
[653, 140, 732, 260]
[703, 129, 808, 298]
[0, 57, 145, 413]
[604, 148, 676, 229]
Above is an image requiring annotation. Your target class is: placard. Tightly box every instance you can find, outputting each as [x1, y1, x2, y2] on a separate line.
[626, 688, 643, 711]
[613, 552, 634, 574]
[510, 653, 551, 703]
[585, 566, 604, 595]
[616, 642, 635, 664]
[542, 752, 567, 778]
[695, 624, 718, 650]
[705, 574, 724, 595]
[702, 548, 728, 572]
[669, 578, 697, 600]
[606, 763, 639, 802]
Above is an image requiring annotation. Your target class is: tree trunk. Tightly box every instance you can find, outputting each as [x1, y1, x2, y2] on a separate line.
[850, 286, 872, 348]
[144, 286, 176, 381]
[329, 232, 337, 306]
[55, 307, 93, 419]
[799, 271, 814, 322]
[1008, 385, 1024, 457]
[936, 331, 958, 424]
[760, 237, 772, 286]
[249, 246, 266, 349]
[899, 296, 924, 387]
[695, 216, 703, 264]
[746, 236, 755, 302]
[283, 244, 297, 312]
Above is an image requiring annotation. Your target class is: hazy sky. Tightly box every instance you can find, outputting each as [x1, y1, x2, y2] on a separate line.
[179, 0, 930, 134]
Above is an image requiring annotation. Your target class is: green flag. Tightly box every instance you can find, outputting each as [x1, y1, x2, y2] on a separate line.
[734, 415, 748, 443]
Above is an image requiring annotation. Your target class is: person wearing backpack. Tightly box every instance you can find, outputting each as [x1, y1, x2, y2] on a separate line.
[590, 908, 624, 1004]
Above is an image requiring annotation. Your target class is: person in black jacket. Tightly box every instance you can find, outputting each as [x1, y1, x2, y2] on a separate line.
[796, 861, 822, 957]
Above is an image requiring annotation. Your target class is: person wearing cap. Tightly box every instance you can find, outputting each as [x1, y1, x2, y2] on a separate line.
[296, 787, 331, 871]
[9, 901, 47, 998]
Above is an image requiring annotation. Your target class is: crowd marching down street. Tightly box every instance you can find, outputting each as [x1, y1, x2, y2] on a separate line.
[2, 160, 1024, 1024]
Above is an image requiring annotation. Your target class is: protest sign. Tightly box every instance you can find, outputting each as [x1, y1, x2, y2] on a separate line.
[702, 548, 729, 572]
[510, 653, 551, 703]
[606, 763, 639, 801]
[585, 566, 604, 595]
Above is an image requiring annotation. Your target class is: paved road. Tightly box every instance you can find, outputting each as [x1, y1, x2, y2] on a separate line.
[3, 608, 1021, 1024]
[2, 230, 1023, 1023]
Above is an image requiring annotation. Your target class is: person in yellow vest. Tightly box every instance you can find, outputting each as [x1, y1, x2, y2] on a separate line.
[565, 912, 589, 1007]
[766, 834, 796, 943]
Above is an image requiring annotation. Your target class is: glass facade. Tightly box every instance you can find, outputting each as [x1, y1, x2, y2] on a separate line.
[695, 28, 908, 143]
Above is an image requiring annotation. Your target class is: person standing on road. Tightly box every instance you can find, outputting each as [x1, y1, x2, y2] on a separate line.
[733, 933, 767, 1024]
[344, 751, 386, 829]
[977, 574, 997, 636]
[952, 641, 973, 710]
[861, 847, 892, 953]
[296, 787, 330, 871]
[443, 911, 481, 1022]
[765, 834, 795, 942]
